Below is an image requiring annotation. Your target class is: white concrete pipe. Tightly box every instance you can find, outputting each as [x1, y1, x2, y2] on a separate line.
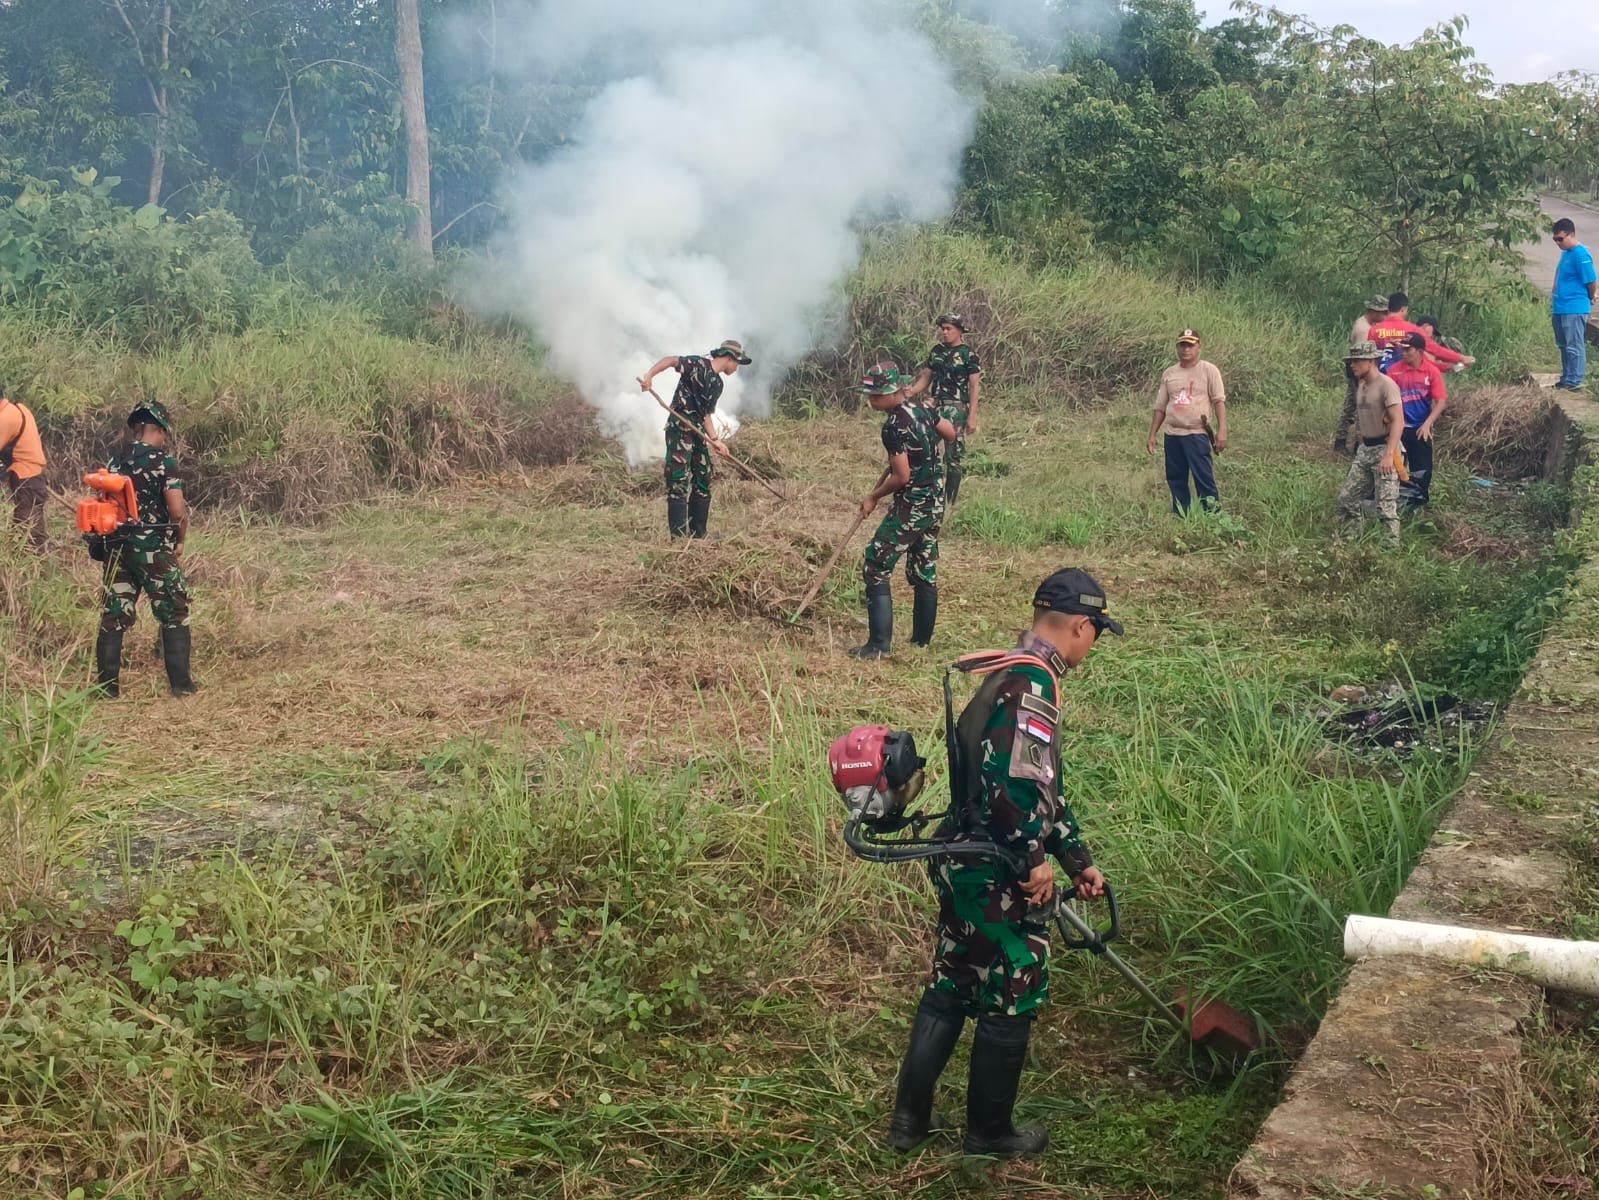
[1344, 914, 1599, 997]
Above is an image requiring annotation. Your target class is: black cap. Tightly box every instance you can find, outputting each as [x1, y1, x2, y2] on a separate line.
[1033, 568, 1124, 636]
[1400, 331, 1427, 352]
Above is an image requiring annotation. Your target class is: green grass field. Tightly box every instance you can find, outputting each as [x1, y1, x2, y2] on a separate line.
[1, 344, 1584, 1199]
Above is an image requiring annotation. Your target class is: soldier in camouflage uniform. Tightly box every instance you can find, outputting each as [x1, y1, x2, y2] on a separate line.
[640, 339, 750, 539]
[95, 401, 196, 698]
[1336, 341, 1403, 546]
[888, 569, 1118, 1157]
[905, 313, 981, 508]
[850, 363, 957, 660]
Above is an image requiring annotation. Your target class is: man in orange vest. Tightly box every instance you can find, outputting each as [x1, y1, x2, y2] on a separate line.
[0, 383, 48, 551]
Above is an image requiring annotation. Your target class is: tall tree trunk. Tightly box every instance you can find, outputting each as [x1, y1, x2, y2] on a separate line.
[148, 2, 170, 204]
[395, 0, 433, 258]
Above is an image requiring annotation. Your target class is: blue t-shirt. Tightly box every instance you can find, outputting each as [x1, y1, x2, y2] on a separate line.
[1554, 244, 1597, 315]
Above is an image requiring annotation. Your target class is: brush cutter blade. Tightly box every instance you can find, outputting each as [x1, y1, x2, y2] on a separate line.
[1175, 989, 1259, 1055]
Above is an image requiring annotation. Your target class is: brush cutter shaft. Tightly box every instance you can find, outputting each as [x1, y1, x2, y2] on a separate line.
[1054, 901, 1187, 1030]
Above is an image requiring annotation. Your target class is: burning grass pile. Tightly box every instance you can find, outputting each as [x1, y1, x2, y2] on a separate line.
[635, 530, 832, 622]
[1441, 385, 1560, 480]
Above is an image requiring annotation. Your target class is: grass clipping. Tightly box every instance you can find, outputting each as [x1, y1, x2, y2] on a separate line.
[637, 530, 831, 623]
[1443, 384, 1560, 480]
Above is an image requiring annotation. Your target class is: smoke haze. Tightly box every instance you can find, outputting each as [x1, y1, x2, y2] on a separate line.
[467, 0, 975, 462]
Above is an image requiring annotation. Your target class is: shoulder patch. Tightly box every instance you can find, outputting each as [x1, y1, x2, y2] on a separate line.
[1018, 692, 1060, 725]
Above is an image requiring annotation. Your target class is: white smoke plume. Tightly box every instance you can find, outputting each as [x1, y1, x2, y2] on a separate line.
[467, 0, 975, 463]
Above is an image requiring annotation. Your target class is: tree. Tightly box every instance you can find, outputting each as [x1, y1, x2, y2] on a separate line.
[394, 0, 431, 258]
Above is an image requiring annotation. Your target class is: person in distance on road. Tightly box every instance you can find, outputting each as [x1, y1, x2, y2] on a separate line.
[886, 568, 1114, 1158]
[904, 312, 982, 510]
[1146, 328, 1227, 514]
[640, 339, 750, 539]
[1333, 295, 1391, 456]
[1336, 341, 1403, 547]
[1550, 218, 1597, 392]
[850, 363, 957, 659]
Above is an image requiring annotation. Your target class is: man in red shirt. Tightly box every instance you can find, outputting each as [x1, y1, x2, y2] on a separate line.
[1367, 291, 1473, 375]
[1386, 332, 1448, 510]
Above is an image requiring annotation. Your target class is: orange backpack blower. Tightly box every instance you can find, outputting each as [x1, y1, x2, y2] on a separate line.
[78, 471, 139, 560]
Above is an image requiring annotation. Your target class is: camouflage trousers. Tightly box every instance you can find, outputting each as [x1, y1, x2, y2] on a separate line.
[1337, 443, 1400, 545]
[664, 420, 711, 501]
[929, 858, 1051, 1017]
[940, 403, 968, 472]
[101, 538, 191, 633]
[862, 488, 943, 588]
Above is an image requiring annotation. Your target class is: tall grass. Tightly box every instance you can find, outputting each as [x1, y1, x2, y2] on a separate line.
[0, 679, 97, 904]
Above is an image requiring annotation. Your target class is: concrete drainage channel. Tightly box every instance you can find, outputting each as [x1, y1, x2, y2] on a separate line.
[1229, 389, 1599, 1199]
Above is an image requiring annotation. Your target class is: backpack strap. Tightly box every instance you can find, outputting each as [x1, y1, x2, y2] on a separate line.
[0, 403, 30, 471]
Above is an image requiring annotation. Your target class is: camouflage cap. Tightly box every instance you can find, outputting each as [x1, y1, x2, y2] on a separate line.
[710, 339, 752, 365]
[935, 312, 967, 332]
[857, 362, 907, 395]
[128, 399, 172, 433]
[1344, 339, 1381, 361]
[1363, 294, 1391, 314]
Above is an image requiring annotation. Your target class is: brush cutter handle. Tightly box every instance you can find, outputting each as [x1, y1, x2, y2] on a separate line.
[1054, 881, 1120, 953]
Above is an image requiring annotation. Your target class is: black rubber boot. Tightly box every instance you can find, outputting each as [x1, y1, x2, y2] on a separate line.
[161, 625, 198, 697]
[945, 466, 964, 509]
[910, 584, 938, 648]
[94, 630, 123, 699]
[887, 988, 965, 1151]
[848, 583, 893, 659]
[687, 494, 711, 539]
[963, 1014, 1049, 1159]
[667, 498, 690, 539]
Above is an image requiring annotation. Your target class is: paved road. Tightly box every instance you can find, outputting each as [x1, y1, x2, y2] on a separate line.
[1522, 195, 1599, 296]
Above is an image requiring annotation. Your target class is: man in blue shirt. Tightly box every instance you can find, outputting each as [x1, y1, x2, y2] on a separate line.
[1551, 218, 1598, 392]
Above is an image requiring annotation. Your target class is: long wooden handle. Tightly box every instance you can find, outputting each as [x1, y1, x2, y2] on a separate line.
[789, 468, 891, 624]
[637, 378, 786, 501]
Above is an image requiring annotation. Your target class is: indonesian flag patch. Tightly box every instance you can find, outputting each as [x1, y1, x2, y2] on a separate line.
[1019, 714, 1054, 743]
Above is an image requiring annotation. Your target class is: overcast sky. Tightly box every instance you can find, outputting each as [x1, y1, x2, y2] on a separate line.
[1194, 1, 1599, 84]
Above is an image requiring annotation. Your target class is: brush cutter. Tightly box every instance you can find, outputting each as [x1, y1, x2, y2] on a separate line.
[636, 378, 787, 501]
[830, 722, 1258, 1056]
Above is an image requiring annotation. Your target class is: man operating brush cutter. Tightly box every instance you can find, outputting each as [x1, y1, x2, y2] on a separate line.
[830, 570, 1256, 1157]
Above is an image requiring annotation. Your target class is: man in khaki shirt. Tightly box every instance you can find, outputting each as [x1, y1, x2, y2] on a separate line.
[1146, 329, 1226, 514]
[0, 383, 48, 550]
[1336, 341, 1403, 546]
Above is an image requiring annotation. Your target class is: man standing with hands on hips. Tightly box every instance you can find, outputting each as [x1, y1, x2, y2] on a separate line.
[1147, 329, 1227, 514]
[1550, 218, 1596, 392]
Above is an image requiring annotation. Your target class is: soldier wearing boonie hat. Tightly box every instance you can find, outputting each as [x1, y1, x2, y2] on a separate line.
[885, 566, 1116, 1158]
[640, 339, 751, 539]
[1334, 295, 1393, 455]
[904, 312, 982, 509]
[849, 362, 957, 659]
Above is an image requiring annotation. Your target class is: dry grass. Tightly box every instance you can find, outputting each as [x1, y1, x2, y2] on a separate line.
[635, 529, 833, 623]
[1441, 384, 1561, 480]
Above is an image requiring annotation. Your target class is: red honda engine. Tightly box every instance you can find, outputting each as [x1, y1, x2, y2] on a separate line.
[829, 725, 925, 823]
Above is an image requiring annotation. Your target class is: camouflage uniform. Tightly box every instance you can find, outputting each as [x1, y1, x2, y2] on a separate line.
[862, 403, 945, 588]
[920, 342, 981, 476]
[931, 633, 1092, 1017]
[1337, 444, 1401, 546]
[663, 355, 724, 502]
[100, 440, 190, 633]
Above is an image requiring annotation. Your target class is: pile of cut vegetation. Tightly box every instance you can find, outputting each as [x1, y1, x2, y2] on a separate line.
[636, 531, 830, 622]
[1442, 384, 1560, 480]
